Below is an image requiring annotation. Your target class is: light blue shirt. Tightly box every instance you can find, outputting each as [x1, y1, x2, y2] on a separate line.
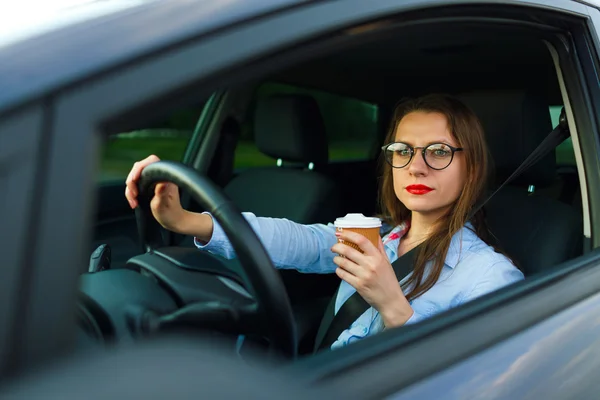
[195, 212, 524, 349]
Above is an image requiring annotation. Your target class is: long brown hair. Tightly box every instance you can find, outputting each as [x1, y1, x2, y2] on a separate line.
[380, 93, 498, 302]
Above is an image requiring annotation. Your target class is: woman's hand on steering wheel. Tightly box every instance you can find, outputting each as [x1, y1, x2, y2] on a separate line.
[125, 155, 186, 232]
[131, 160, 298, 358]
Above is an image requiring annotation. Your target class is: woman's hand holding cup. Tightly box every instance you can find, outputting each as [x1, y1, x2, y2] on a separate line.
[331, 213, 414, 328]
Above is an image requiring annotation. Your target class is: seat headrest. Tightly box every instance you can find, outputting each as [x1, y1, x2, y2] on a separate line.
[457, 90, 556, 187]
[254, 94, 328, 166]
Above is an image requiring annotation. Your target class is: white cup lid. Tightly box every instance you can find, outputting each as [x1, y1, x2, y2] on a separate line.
[334, 213, 382, 228]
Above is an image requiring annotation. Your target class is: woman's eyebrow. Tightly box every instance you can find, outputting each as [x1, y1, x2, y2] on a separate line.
[393, 138, 455, 146]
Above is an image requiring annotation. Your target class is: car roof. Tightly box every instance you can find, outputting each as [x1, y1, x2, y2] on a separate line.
[0, 0, 308, 114]
[0, 0, 594, 114]
[0, 0, 155, 49]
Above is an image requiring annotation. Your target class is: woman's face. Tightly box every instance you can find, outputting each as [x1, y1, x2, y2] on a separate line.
[392, 111, 467, 218]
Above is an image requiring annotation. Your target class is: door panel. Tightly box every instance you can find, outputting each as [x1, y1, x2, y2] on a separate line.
[393, 289, 600, 399]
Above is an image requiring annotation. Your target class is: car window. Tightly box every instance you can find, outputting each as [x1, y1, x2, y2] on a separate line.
[234, 82, 379, 169]
[99, 107, 201, 182]
[550, 105, 575, 166]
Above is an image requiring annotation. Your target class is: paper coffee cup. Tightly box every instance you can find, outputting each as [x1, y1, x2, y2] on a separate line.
[334, 213, 382, 253]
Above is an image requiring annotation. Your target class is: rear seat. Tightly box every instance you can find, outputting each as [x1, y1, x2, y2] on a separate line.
[224, 94, 343, 224]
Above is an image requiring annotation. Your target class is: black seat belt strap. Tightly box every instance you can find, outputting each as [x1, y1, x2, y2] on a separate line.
[313, 108, 570, 353]
[314, 248, 417, 351]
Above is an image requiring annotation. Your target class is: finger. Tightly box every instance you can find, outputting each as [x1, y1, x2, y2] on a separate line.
[131, 154, 161, 182]
[125, 167, 133, 186]
[126, 155, 160, 198]
[155, 182, 169, 195]
[125, 164, 136, 189]
[335, 267, 359, 289]
[164, 183, 180, 199]
[125, 164, 139, 200]
[125, 186, 134, 207]
[331, 242, 367, 265]
[127, 180, 138, 198]
[336, 230, 379, 255]
[377, 237, 385, 253]
[125, 186, 134, 208]
[125, 155, 161, 204]
[125, 161, 139, 186]
[333, 255, 363, 278]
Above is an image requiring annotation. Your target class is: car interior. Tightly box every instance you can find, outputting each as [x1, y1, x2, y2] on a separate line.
[88, 14, 587, 359]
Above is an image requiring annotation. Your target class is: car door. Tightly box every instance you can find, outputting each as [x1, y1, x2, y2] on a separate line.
[0, 0, 310, 376]
[2, 0, 600, 397]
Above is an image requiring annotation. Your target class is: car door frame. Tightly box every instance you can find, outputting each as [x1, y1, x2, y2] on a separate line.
[1, 0, 600, 391]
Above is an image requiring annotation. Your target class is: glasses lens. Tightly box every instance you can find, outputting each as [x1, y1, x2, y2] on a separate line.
[424, 143, 453, 169]
[385, 143, 412, 168]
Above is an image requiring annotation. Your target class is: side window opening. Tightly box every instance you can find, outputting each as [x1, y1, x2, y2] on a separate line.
[99, 107, 202, 182]
[549, 105, 575, 167]
[547, 105, 581, 211]
[233, 82, 379, 170]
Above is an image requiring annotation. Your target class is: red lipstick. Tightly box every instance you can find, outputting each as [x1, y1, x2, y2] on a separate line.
[406, 184, 433, 195]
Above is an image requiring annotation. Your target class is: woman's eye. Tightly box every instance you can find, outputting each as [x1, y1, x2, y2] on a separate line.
[428, 145, 451, 158]
[397, 149, 411, 157]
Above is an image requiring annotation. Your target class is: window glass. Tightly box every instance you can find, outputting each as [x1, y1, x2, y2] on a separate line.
[234, 83, 379, 169]
[99, 107, 201, 182]
[549, 105, 575, 166]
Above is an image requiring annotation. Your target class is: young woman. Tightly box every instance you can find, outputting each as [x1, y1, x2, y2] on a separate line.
[124, 94, 524, 350]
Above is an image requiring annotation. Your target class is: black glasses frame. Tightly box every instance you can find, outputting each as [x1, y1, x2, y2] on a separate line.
[381, 142, 464, 170]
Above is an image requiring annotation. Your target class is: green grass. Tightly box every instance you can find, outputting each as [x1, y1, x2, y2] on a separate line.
[233, 140, 371, 169]
[550, 106, 577, 166]
[98, 137, 373, 181]
[330, 142, 371, 161]
[99, 136, 189, 181]
[556, 138, 576, 166]
[233, 142, 277, 168]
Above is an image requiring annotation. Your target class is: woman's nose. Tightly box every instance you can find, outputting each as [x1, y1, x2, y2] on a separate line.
[407, 150, 428, 175]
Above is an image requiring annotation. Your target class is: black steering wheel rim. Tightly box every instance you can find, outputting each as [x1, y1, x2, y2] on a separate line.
[135, 160, 297, 358]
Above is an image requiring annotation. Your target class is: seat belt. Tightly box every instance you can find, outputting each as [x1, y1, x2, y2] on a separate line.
[313, 247, 417, 351]
[313, 108, 571, 352]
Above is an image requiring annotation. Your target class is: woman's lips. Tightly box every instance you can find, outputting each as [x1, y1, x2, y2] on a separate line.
[405, 184, 433, 195]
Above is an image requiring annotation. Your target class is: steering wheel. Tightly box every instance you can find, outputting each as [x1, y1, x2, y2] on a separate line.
[134, 160, 297, 358]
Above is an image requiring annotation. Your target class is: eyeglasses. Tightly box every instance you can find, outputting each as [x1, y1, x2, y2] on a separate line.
[381, 142, 464, 170]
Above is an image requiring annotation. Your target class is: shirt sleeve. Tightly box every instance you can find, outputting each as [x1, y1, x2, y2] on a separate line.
[331, 323, 371, 349]
[402, 308, 428, 325]
[461, 260, 524, 302]
[194, 212, 339, 274]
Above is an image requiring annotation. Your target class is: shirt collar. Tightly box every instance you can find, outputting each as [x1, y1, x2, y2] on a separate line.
[383, 221, 410, 261]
